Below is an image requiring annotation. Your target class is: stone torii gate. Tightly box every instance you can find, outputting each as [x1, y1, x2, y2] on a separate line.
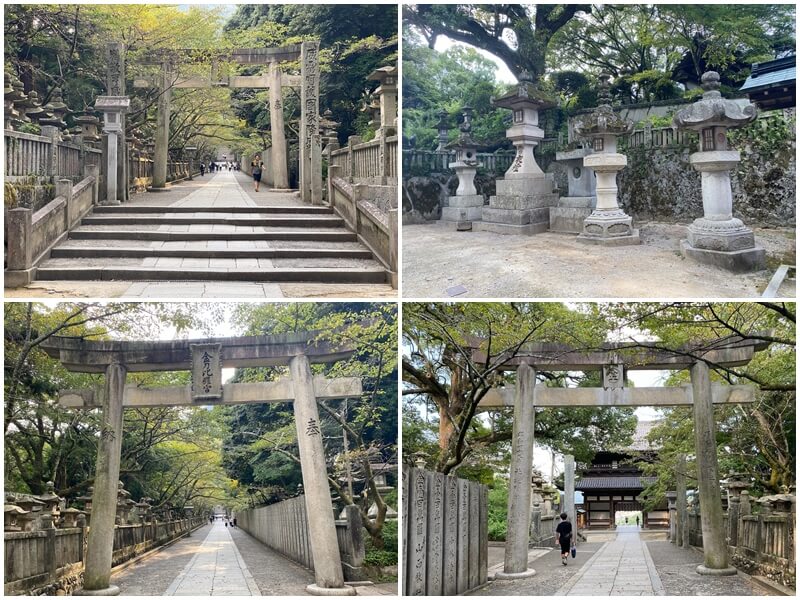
[41, 330, 362, 596]
[132, 42, 322, 200]
[473, 335, 768, 579]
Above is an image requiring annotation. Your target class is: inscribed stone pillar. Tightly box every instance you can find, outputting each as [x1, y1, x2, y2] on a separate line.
[300, 41, 320, 204]
[105, 43, 128, 202]
[676, 453, 688, 549]
[691, 361, 737, 575]
[564, 455, 576, 540]
[498, 363, 537, 579]
[153, 62, 172, 189]
[81, 362, 127, 595]
[289, 354, 354, 595]
[268, 63, 289, 189]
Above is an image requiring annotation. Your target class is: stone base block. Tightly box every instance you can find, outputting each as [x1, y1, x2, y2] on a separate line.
[4, 268, 36, 287]
[494, 568, 537, 580]
[446, 194, 484, 208]
[488, 193, 558, 211]
[473, 220, 549, 235]
[76, 585, 121, 596]
[680, 240, 766, 272]
[687, 226, 756, 253]
[577, 229, 641, 246]
[441, 206, 483, 222]
[550, 206, 593, 233]
[436, 219, 473, 231]
[558, 196, 594, 208]
[482, 206, 550, 226]
[306, 584, 357, 596]
[496, 177, 554, 197]
[696, 565, 738, 576]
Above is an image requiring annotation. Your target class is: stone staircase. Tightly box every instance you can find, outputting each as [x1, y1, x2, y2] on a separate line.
[36, 204, 388, 284]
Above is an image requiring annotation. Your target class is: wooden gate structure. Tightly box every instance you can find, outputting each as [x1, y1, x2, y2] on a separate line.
[474, 334, 768, 579]
[41, 329, 362, 596]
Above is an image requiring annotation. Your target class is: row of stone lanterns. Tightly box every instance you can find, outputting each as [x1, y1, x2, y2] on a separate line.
[434, 69, 764, 271]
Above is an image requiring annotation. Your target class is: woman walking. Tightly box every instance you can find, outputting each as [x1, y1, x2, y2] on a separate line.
[251, 156, 264, 191]
[556, 512, 573, 566]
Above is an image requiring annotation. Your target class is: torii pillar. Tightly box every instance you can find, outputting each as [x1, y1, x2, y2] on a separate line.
[268, 62, 290, 190]
[152, 61, 172, 189]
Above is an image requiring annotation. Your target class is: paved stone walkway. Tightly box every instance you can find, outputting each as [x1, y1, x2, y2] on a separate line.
[165, 521, 260, 595]
[557, 526, 663, 596]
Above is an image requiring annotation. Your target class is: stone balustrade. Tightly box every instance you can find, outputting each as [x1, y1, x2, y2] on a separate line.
[5, 128, 102, 182]
[682, 491, 795, 589]
[329, 134, 398, 186]
[4, 515, 207, 595]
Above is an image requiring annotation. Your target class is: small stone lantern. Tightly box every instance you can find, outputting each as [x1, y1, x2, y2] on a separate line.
[673, 71, 764, 271]
[435, 109, 450, 151]
[574, 73, 639, 245]
[19, 91, 46, 124]
[320, 109, 340, 153]
[367, 66, 398, 137]
[94, 95, 130, 205]
[75, 109, 102, 145]
[60, 507, 85, 528]
[5, 505, 29, 531]
[439, 106, 484, 228]
[39, 88, 69, 129]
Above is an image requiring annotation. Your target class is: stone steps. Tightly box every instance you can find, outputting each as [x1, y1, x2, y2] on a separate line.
[35, 264, 387, 283]
[81, 215, 345, 227]
[38, 203, 388, 285]
[92, 205, 331, 214]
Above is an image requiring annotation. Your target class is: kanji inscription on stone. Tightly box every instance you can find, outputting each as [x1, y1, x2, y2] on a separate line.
[190, 343, 222, 400]
[305, 417, 321, 437]
[603, 361, 624, 389]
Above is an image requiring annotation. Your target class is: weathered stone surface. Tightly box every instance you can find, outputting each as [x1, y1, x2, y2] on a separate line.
[488, 193, 557, 211]
[447, 194, 484, 208]
[680, 240, 766, 273]
[550, 204, 593, 233]
[480, 206, 550, 226]
[495, 177, 554, 197]
[441, 206, 483, 222]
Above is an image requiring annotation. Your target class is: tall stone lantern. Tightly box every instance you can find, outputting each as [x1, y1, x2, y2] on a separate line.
[574, 73, 639, 245]
[440, 106, 484, 228]
[475, 71, 558, 235]
[435, 109, 450, 151]
[673, 71, 764, 271]
[94, 95, 130, 205]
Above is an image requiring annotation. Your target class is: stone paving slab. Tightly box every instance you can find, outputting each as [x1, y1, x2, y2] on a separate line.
[645, 541, 768, 596]
[165, 522, 260, 596]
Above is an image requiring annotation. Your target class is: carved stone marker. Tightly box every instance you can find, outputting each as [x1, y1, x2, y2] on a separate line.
[190, 343, 222, 401]
[673, 71, 764, 272]
[94, 96, 130, 206]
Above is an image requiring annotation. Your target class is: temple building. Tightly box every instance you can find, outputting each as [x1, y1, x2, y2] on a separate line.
[576, 420, 669, 529]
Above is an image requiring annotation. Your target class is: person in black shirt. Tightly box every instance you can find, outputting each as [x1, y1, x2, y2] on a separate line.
[555, 511, 572, 566]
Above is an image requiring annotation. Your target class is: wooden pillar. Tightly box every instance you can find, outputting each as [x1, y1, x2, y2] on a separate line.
[691, 361, 737, 575]
[289, 354, 355, 595]
[498, 362, 537, 579]
[81, 362, 127, 595]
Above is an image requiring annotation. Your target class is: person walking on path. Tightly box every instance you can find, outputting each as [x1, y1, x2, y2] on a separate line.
[556, 511, 573, 566]
[199, 162, 205, 177]
[233, 517, 237, 528]
[251, 156, 264, 191]
[636, 515, 640, 528]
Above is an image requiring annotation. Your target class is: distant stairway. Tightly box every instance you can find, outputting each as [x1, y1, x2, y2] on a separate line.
[37, 204, 388, 284]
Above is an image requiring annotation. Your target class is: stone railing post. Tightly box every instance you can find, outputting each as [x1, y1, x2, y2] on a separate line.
[41, 125, 61, 179]
[40, 513, 58, 583]
[379, 134, 388, 183]
[85, 164, 100, 204]
[328, 164, 342, 209]
[344, 504, 365, 567]
[388, 208, 398, 288]
[77, 513, 87, 564]
[348, 136, 361, 181]
[56, 178, 74, 230]
[6, 208, 33, 271]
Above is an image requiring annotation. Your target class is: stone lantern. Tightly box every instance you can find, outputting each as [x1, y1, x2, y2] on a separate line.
[39, 88, 69, 129]
[75, 109, 102, 145]
[673, 71, 764, 271]
[115, 481, 132, 524]
[475, 71, 558, 235]
[320, 109, 340, 153]
[435, 109, 450, 151]
[440, 106, 484, 228]
[37, 481, 62, 517]
[573, 73, 639, 245]
[550, 144, 597, 233]
[19, 90, 46, 124]
[60, 507, 85, 529]
[5, 73, 27, 129]
[367, 65, 398, 137]
[94, 95, 130, 205]
[185, 146, 197, 180]
[5, 505, 29, 531]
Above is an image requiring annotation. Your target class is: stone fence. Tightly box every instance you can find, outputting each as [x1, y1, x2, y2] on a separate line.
[676, 490, 795, 589]
[236, 495, 366, 580]
[329, 134, 398, 185]
[5, 128, 102, 183]
[4, 516, 207, 595]
[403, 467, 488, 596]
[6, 168, 100, 287]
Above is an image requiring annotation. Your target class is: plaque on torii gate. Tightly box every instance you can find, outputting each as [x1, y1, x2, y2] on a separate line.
[467, 334, 769, 580]
[41, 329, 363, 596]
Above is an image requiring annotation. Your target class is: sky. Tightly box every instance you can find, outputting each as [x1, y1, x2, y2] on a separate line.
[434, 36, 517, 84]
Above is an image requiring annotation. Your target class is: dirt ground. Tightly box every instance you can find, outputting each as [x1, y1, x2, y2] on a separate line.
[402, 222, 795, 298]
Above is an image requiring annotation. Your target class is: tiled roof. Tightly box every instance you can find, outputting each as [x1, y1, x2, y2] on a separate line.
[740, 56, 796, 92]
[576, 475, 657, 490]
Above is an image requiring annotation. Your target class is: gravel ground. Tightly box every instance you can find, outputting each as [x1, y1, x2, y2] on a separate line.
[402, 222, 795, 298]
[468, 543, 605, 596]
[645, 541, 767, 596]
